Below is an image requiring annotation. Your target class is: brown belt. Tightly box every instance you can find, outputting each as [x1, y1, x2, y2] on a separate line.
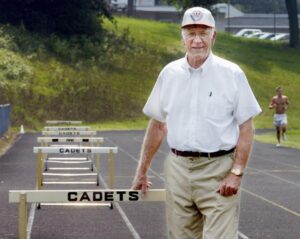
[171, 147, 235, 158]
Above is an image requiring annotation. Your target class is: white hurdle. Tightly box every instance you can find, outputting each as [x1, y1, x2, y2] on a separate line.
[44, 126, 91, 131]
[37, 137, 104, 169]
[42, 131, 97, 136]
[46, 120, 82, 125]
[9, 189, 166, 239]
[33, 146, 118, 190]
[37, 137, 104, 146]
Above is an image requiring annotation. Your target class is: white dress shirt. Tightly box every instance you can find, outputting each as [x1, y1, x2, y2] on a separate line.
[143, 53, 262, 152]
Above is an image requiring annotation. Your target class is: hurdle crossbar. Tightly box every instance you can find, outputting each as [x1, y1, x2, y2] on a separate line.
[42, 131, 97, 136]
[46, 120, 82, 125]
[9, 189, 166, 203]
[37, 137, 104, 143]
[33, 146, 117, 154]
[44, 126, 91, 131]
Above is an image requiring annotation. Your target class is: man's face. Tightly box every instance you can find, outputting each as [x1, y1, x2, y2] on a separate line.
[277, 88, 283, 96]
[182, 25, 216, 59]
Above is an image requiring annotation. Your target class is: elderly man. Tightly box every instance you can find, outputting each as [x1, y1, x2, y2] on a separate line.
[132, 6, 261, 239]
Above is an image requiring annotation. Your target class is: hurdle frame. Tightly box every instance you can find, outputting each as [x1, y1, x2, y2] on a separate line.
[46, 120, 82, 125]
[42, 131, 97, 136]
[34, 147, 117, 190]
[44, 126, 91, 131]
[9, 189, 166, 239]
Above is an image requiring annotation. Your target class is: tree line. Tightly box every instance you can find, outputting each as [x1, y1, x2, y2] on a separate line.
[0, 0, 112, 36]
[0, 0, 298, 47]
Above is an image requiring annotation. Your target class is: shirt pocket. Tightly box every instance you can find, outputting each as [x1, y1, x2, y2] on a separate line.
[205, 95, 233, 121]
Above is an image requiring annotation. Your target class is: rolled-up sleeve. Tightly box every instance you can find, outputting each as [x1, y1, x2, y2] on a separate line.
[143, 73, 167, 123]
[234, 71, 262, 125]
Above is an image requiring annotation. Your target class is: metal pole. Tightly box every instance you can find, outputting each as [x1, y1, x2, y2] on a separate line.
[273, 0, 276, 35]
[19, 193, 27, 239]
[227, 0, 231, 33]
[128, 0, 134, 16]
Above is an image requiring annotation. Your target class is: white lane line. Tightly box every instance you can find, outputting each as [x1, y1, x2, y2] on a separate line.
[263, 158, 300, 169]
[238, 231, 250, 239]
[26, 202, 36, 239]
[108, 137, 250, 238]
[98, 173, 141, 239]
[105, 138, 164, 181]
[242, 188, 300, 218]
[247, 166, 300, 187]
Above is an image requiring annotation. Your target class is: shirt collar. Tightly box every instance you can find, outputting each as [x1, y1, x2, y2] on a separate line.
[182, 52, 213, 75]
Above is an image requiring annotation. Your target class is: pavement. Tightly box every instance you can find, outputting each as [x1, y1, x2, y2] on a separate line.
[0, 130, 299, 239]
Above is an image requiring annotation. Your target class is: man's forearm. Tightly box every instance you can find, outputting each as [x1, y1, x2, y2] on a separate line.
[136, 119, 166, 175]
[233, 118, 254, 170]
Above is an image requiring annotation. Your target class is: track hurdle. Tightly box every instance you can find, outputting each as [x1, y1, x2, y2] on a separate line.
[44, 126, 91, 131]
[46, 120, 82, 125]
[9, 189, 166, 239]
[42, 130, 97, 136]
[37, 137, 104, 146]
[33, 147, 118, 190]
[37, 137, 104, 172]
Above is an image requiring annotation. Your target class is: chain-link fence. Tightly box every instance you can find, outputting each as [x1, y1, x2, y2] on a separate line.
[0, 104, 11, 136]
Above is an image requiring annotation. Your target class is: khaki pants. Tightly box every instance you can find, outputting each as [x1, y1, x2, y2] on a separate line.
[164, 152, 240, 239]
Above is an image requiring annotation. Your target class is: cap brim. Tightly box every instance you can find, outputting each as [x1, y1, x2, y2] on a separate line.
[181, 23, 215, 28]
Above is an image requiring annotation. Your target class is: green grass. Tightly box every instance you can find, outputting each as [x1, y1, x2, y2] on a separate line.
[1, 16, 300, 136]
[87, 118, 149, 131]
[255, 129, 300, 149]
[104, 17, 184, 52]
[105, 17, 300, 130]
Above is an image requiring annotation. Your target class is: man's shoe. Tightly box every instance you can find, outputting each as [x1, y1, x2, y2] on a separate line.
[276, 143, 281, 147]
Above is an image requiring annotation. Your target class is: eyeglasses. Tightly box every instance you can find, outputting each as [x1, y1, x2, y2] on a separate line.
[183, 29, 213, 40]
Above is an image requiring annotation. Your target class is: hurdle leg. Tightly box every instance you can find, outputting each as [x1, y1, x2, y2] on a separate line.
[96, 155, 100, 186]
[108, 149, 114, 189]
[37, 150, 43, 190]
[19, 193, 27, 239]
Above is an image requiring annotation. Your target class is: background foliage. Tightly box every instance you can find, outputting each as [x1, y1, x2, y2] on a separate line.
[0, 16, 299, 129]
[0, 0, 111, 36]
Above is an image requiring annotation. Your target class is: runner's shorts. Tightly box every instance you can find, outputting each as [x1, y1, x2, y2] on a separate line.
[274, 114, 287, 126]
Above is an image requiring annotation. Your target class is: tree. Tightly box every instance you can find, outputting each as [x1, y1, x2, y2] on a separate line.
[285, 0, 299, 48]
[0, 0, 112, 36]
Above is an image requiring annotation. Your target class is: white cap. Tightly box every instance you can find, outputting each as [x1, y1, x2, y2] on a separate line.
[181, 7, 215, 28]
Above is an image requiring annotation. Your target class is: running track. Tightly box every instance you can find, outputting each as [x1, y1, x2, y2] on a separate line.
[0, 130, 299, 239]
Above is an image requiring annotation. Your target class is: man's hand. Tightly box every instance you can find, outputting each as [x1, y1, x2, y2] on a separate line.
[269, 103, 276, 109]
[217, 173, 241, 197]
[131, 174, 152, 196]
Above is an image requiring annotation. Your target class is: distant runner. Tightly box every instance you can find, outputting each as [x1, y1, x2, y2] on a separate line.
[269, 86, 289, 147]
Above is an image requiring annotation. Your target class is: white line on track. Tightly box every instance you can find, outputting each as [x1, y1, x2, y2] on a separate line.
[105, 138, 164, 181]
[247, 166, 300, 187]
[242, 188, 300, 218]
[238, 231, 250, 239]
[107, 137, 250, 239]
[98, 173, 141, 239]
[26, 197, 37, 239]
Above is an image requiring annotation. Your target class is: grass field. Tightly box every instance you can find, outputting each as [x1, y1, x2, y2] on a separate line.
[1, 16, 300, 149]
[105, 17, 300, 130]
[104, 17, 300, 147]
[255, 129, 300, 149]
